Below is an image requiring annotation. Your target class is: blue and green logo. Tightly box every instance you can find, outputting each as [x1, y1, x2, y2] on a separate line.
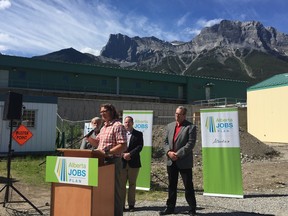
[205, 116, 216, 133]
[54, 157, 88, 185]
[55, 158, 68, 182]
[205, 116, 234, 133]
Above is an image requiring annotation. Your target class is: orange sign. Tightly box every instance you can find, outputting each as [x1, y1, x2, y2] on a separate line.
[12, 125, 33, 145]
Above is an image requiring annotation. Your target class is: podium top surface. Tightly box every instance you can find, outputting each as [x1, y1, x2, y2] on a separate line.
[57, 148, 105, 159]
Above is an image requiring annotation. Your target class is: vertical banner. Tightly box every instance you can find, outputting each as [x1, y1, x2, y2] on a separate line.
[122, 110, 153, 191]
[200, 107, 243, 198]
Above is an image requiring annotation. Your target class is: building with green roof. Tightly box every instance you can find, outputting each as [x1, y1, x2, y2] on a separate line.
[247, 73, 288, 91]
[247, 73, 288, 143]
[0, 54, 248, 104]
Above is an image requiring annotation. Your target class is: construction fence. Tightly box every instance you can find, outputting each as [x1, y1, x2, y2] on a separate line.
[55, 114, 201, 149]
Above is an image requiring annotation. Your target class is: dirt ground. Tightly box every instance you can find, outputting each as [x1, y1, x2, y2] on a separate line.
[151, 125, 288, 193]
[0, 126, 288, 215]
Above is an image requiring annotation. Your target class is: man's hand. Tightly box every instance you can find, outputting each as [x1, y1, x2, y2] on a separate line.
[122, 152, 131, 160]
[93, 149, 106, 157]
[167, 151, 178, 161]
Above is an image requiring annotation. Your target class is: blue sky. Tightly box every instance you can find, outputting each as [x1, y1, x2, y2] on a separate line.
[0, 0, 287, 57]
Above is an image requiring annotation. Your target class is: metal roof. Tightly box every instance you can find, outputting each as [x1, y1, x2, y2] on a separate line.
[247, 73, 288, 91]
[0, 54, 248, 83]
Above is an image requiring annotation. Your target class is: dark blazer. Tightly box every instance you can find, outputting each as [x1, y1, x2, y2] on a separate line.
[164, 119, 197, 169]
[122, 129, 144, 168]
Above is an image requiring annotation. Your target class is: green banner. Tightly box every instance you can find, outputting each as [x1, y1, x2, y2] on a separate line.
[200, 108, 243, 198]
[123, 110, 153, 191]
[45, 156, 98, 186]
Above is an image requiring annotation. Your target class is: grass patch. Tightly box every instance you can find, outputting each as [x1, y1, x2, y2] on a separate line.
[0, 156, 50, 188]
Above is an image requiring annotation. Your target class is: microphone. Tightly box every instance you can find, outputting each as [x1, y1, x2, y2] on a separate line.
[84, 128, 100, 138]
[84, 129, 95, 138]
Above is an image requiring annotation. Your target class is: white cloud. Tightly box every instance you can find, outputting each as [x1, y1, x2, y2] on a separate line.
[0, 1, 119, 56]
[0, 0, 11, 10]
[196, 18, 223, 28]
[80, 47, 100, 56]
[239, 14, 247, 20]
[0, 32, 11, 41]
[0, 45, 7, 52]
[0, 1, 223, 56]
[184, 28, 201, 36]
[177, 13, 190, 27]
[0, 33, 19, 52]
[181, 18, 223, 39]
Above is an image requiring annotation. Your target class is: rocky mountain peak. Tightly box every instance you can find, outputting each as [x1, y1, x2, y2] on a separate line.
[100, 33, 137, 61]
[193, 20, 288, 54]
[33, 20, 288, 84]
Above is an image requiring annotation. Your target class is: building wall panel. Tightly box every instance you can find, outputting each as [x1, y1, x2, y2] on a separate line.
[247, 86, 288, 143]
[0, 100, 57, 154]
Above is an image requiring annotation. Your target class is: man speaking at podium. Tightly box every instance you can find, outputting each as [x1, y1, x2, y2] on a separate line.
[87, 103, 127, 216]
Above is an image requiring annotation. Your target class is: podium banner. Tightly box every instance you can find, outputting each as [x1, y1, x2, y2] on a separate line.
[122, 110, 153, 191]
[45, 156, 98, 186]
[200, 107, 243, 198]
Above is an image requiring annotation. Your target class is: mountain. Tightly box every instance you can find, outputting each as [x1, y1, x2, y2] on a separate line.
[33, 20, 288, 84]
[32, 47, 120, 67]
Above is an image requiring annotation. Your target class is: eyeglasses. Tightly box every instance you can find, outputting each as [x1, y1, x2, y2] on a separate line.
[100, 109, 108, 114]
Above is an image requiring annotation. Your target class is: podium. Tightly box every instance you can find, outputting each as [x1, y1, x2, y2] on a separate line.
[50, 149, 114, 216]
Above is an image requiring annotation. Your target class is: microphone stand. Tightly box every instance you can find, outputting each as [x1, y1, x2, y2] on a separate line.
[72, 129, 95, 145]
[67, 128, 97, 149]
[0, 120, 43, 215]
[38, 129, 97, 166]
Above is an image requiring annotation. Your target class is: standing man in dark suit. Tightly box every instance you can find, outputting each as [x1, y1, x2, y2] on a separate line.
[160, 106, 197, 216]
[121, 116, 144, 212]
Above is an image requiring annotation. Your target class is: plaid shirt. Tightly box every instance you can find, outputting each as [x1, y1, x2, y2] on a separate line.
[96, 119, 127, 157]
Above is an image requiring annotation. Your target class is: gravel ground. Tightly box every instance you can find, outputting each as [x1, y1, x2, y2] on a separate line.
[1, 188, 287, 216]
[124, 188, 288, 216]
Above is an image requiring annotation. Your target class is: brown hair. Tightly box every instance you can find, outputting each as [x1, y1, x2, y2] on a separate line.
[100, 103, 119, 120]
[125, 116, 134, 123]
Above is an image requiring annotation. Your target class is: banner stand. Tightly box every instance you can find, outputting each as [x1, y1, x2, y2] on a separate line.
[200, 107, 244, 198]
[122, 110, 153, 191]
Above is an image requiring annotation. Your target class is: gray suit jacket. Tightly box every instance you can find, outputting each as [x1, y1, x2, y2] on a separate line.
[164, 119, 197, 169]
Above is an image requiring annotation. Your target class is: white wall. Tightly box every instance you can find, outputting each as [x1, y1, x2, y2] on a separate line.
[0, 101, 57, 154]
